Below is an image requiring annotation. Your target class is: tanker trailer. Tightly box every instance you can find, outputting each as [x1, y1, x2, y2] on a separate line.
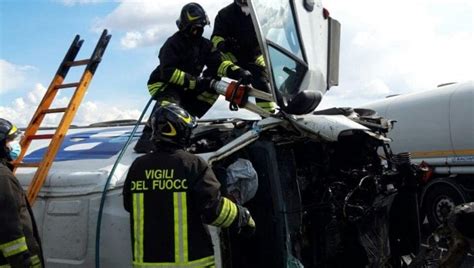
[362, 81, 474, 230]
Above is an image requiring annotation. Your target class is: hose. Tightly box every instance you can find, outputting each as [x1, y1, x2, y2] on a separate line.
[95, 97, 154, 268]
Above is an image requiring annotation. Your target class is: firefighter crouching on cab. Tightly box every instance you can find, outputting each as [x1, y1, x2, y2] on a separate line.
[123, 104, 256, 267]
[0, 118, 44, 268]
[212, 0, 277, 113]
[134, 2, 253, 153]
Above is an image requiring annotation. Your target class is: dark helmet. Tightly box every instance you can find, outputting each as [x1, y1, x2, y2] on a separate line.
[0, 118, 20, 142]
[150, 103, 197, 147]
[176, 2, 210, 36]
[0, 118, 21, 159]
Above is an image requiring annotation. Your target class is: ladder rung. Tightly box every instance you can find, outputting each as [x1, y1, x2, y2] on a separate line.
[28, 134, 54, 140]
[43, 108, 67, 114]
[55, 82, 80, 89]
[16, 162, 40, 168]
[64, 59, 90, 66]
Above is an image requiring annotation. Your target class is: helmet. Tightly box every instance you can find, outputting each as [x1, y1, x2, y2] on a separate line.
[150, 104, 197, 147]
[0, 118, 21, 160]
[176, 3, 210, 38]
[0, 118, 20, 142]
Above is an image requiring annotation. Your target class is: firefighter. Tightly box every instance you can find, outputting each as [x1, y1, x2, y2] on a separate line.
[135, 2, 253, 153]
[0, 118, 44, 268]
[123, 103, 256, 267]
[211, 0, 276, 113]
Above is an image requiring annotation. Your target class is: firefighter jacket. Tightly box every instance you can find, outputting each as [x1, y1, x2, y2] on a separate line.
[147, 31, 245, 118]
[211, 3, 276, 113]
[0, 159, 43, 268]
[123, 145, 240, 268]
[212, 3, 263, 67]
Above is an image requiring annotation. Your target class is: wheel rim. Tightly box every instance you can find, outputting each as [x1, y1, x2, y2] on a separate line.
[434, 196, 456, 223]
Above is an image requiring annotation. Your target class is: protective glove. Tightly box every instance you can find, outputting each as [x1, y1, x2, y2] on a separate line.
[232, 205, 256, 238]
[194, 76, 213, 93]
[236, 69, 253, 85]
[240, 211, 256, 238]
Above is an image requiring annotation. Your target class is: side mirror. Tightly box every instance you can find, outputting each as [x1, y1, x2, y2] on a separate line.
[283, 90, 322, 115]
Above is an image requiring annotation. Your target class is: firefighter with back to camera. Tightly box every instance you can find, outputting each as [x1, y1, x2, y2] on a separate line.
[212, 0, 277, 113]
[123, 103, 256, 267]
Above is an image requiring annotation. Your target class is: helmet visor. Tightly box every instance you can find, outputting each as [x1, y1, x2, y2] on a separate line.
[7, 125, 22, 142]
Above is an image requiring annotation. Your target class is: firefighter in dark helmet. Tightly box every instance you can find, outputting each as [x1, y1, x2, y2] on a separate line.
[212, 0, 277, 113]
[0, 118, 44, 268]
[123, 104, 256, 267]
[134, 2, 253, 153]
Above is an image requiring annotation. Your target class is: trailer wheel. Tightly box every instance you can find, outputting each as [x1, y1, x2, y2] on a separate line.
[423, 182, 468, 230]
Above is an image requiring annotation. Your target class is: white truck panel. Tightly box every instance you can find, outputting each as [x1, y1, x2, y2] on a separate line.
[294, 0, 329, 95]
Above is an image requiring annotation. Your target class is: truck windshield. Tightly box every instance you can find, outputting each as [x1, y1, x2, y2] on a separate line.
[252, 0, 308, 101]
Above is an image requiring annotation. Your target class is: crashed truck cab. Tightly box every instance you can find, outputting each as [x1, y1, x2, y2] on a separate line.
[16, 0, 421, 267]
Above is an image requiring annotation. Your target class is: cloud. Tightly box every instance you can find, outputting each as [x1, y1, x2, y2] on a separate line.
[318, 78, 393, 109]
[0, 83, 141, 127]
[0, 60, 37, 94]
[321, 0, 473, 108]
[0, 84, 47, 126]
[74, 101, 142, 126]
[120, 28, 165, 49]
[93, 0, 224, 49]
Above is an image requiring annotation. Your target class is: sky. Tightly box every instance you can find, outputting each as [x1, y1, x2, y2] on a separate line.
[1, 0, 473, 127]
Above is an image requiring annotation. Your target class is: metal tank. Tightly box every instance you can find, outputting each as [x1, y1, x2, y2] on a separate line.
[363, 81, 474, 229]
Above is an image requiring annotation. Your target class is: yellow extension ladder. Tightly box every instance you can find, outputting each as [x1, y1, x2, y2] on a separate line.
[12, 29, 112, 205]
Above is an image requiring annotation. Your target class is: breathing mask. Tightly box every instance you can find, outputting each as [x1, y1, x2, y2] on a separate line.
[188, 25, 204, 39]
[8, 140, 21, 161]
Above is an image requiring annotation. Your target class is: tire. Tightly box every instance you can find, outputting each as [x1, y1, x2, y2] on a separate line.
[422, 182, 468, 231]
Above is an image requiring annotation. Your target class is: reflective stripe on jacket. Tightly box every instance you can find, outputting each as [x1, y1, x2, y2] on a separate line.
[123, 146, 239, 266]
[147, 31, 243, 118]
[0, 160, 43, 267]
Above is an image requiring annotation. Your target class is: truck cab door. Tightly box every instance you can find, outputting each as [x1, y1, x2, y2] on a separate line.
[250, 0, 340, 115]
